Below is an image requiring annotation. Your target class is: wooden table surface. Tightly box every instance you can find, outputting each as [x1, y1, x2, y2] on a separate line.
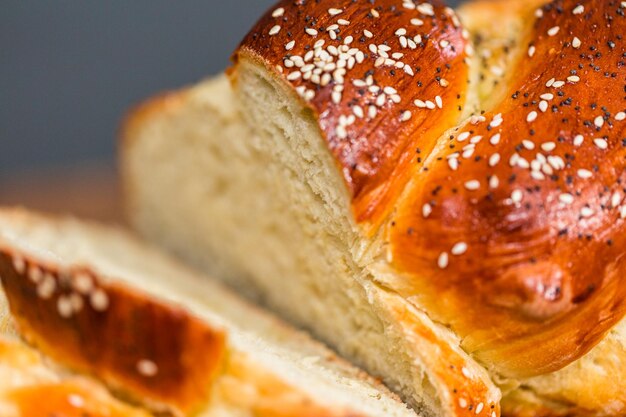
[0, 163, 124, 224]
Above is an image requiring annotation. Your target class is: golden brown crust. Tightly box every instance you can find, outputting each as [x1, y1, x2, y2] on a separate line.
[387, 0, 626, 378]
[0, 248, 226, 415]
[235, 0, 469, 227]
[372, 288, 501, 417]
[0, 337, 152, 417]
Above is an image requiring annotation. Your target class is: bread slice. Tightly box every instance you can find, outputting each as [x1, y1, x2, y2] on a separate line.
[0, 208, 419, 417]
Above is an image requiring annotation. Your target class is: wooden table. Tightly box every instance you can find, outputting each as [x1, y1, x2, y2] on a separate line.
[0, 162, 123, 224]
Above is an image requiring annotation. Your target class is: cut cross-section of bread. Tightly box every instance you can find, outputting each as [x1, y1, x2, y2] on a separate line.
[0, 208, 420, 417]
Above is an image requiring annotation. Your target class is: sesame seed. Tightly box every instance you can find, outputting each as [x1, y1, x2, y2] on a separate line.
[422, 204, 433, 218]
[435, 96, 443, 109]
[337, 19, 350, 25]
[527, 111, 538, 123]
[577, 169, 593, 179]
[541, 142, 556, 152]
[37, 275, 56, 299]
[567, 75, 580, 83]
[448, 157, 459, 171]
[490, 133, 501, 145]
[552, 80, 565, 88]
[68, 394, 85, 408]
[511, 189, 524, 203]
[541, 93, 554, 100]
[572, 5, 585, 14]
[438, 252, 449, 269]
[90, 289, 109, 312]
[364, 30, 373, 38]
[594, 138, 608, 150]
[539, 100, 549, 112]
[328, 8, 343, 16]
[489, 153, 501, 167]
[137, 359, 158, 377]
[572, 37, 582, 48]
[287, 71, 301, 81]
[269, 25, 281, 36]
[370, 8, 380, 18]
[285, 40, 295, 51]
[12, 256, 26, 274]
[395, 28, 407, 36]
[401, 111, 412, 122]
[528, 46, 536, 57]
[489, 175, 500, 189]
[616, 112, 625, 121]
[451, 242, 468, 256]
[465, 180, 480, 191]
[272, 8, 285, 18]
[57, 296, 73, 319]
[611, 192, 622, 208]
[305, 28, 318, 36]
[411, 18, 424, 26]
[547, 26, 560, 36]
[440, 40, 450, 48]
[27, 265, 43, 284]
[581, 207, 594, 218]
[475, 403, 484, 414]
[574, 134, 584, 146]
[459, 398, 468, 409]
[559, 193, 575, 205]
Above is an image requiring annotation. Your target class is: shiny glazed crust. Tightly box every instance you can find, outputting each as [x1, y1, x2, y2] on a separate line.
[236, 0, 469, 227]
[0, 245, 226, 415]
[235, 0, 626, 380]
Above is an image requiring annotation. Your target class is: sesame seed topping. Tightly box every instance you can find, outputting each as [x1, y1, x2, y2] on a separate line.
[527, 111, 538, 123]
[511, 189, 524, 203]
[465, 180, 480, 191]
[305, 28, 318, 36]
[475, 403, 484, 414]
[572, 5, 585, 15]
[594, 116, 604, 128]
[577, 169, 593, 179]
[269, 25, 281, 36]
[451, 242, 468, 256]
[328, 8, 342, 16]
[438, 252, 449, 269]
[401, 111, 412, 122]
[594, 138, 608, 150]
[559, 193, 575, 205]
[528, 45, 536, 57]
[572, 37, 582, 48]
[616, 112, 625, 121]
[12, 256, 26, 274]
[423, 204, 433, 218]
[90, 289, 109, 312]
[137, 359, 159, 377]
[573, 135, 584, 146]
[272, 8, 285, 18]
[547, 26, 560, 36]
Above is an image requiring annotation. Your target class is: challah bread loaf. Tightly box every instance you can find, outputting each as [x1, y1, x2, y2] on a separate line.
[122, 0, 626, 416]
[0, 208, 420, 417]
[123, 77, 626, 417]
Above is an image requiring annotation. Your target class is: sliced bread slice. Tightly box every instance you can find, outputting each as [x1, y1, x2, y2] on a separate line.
[0, 207, 418, 417]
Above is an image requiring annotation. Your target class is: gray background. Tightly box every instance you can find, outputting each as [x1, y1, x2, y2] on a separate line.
[1, 0, 462, 175]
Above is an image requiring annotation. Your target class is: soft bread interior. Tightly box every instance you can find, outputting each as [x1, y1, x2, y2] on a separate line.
[0, 209, 418, 417]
